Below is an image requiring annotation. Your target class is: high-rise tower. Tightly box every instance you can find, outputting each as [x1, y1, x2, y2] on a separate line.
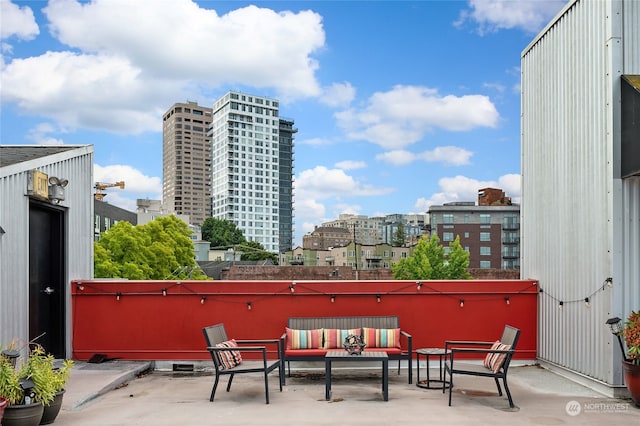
[162, 101, 212, 226]
[209, 91, 296, 253]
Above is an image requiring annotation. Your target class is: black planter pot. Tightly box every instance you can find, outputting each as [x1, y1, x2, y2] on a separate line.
[39, 391, 64, 425]
[1, 401, 44, 426]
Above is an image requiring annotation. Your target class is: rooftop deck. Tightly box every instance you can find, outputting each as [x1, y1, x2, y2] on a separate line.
[55, 360, 639, 425]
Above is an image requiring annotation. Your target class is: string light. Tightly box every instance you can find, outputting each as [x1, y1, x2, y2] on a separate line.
[162, 288, 167, 297]
[416, 281, 422, 290]
[246, 302, 252, 310]
[289, 282, 296, 293]
[330, 294, 336, 303]
[539, 277, 613, 308]
[116, 292, 122, 301]
[505, 297, 510, 305]
[376, 294, 381, 303]
[201, 296, 207, 305]
[459, 299, 464, 308]
[76, 283, 84, 291]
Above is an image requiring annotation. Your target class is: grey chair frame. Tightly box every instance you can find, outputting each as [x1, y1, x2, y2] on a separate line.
[443, 325, 521, 408]
[203, 323, 284, 404]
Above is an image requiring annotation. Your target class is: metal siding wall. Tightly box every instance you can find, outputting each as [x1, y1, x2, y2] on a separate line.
[521, 0, 623, 384]
[0, 173, 31, 347]
[623, 0, 640, 71]
[0, 146, 93, 356]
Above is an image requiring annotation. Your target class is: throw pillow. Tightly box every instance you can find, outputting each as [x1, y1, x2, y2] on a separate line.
[362, 327, 401, 349]
[286, 328, 323, 349]
[215, 339, 243, 370]
[483, 340, 512, 373]
[323, 328, 362, 349]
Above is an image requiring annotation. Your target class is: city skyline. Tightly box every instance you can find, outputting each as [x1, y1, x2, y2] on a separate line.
[1, 0, 568, 246]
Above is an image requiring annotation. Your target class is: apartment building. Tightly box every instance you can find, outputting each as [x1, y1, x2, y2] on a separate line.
[321, 213, 428, 246]
[209, 91, 296, 253]
[162, 101, 213, 226]
[428, 188, 520, 270]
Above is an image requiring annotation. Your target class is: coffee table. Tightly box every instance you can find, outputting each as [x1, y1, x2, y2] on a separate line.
[325, 350, 389, 401]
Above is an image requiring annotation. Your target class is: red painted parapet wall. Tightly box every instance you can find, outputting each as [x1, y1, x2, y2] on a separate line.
[71, 279, 538, 361]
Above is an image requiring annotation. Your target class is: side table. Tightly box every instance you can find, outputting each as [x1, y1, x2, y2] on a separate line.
[416, 348, 450, 390]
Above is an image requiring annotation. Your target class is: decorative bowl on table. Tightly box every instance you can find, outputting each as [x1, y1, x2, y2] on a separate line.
[343, 334, 366, 355]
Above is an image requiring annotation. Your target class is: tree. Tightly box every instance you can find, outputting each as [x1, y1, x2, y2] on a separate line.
[391, 234, 471, 280]
[94, 216, 208, 280]
[391, 222, 407, 247]
[201, 218, 245, 249]
[237, 241, 278, 264]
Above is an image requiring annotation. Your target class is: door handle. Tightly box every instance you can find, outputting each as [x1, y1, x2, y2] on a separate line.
[43, 287, 55, 295]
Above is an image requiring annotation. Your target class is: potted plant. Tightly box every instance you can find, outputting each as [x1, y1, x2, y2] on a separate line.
[622, 311, 640, 406]
[0, 351, 44, 426]
[0, 345, 74, 426]
[29, 347, 73, 425]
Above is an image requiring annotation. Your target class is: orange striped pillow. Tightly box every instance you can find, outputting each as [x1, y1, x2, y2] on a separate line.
[323, 328, 361, 349]
[215, 339, 243, 370]
[286, 328, 323, 350]
[362, 327, 401, 349]
[483, 341, 512, 373]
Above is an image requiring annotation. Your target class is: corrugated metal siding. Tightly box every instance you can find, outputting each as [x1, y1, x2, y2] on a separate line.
[521, 0, 639, 387]
[0, 145, 93, 356]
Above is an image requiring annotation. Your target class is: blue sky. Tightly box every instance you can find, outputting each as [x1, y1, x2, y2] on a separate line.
[1, 0, 567, 246]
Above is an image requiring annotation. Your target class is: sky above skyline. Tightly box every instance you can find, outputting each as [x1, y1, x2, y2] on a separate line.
[1, 0, 568, 246]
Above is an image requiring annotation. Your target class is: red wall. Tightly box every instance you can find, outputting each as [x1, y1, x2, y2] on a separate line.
[71, 279, 538, 361]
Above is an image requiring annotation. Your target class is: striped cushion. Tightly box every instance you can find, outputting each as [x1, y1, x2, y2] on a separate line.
[483, 341, 512, 373]
[362, 327, 401, 349]
[323, 328, 362, 349]
[215, 339, 243, 370]
[286, 328, 323, 350]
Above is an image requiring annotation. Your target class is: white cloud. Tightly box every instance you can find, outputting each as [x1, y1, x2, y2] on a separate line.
[1, 0, 326, 133]
[44, 0, 324, 97]
[334, 160, 366, 170]
[413, 173, 521, 213]
[456, 0, 567, 35]
[297, 137, 333, 146]
[320, 82, 356, 108]
[376, 150, 415, 166]
[376, 146, 473, 166]
[0, 0, 39, 40]
[421, 146, 473, 166]
[336, 85, 499, 150]
[94, 164, 161, 198]
[296, 166, 394, 201]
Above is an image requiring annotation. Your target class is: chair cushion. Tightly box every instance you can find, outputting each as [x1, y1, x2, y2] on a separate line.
[483, 340, 512, 373]
[362, 327, 401, 349]
[286, 328, 323, 350]
[215, 339, 243, 370]
[323, 328, 362, 349]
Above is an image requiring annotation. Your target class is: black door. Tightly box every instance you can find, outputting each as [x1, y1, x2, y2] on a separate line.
[29, 201, 66, 358]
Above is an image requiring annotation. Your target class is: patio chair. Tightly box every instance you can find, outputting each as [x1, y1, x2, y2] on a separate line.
[443, 325, 520, 408]
[202, 323, 283, 404]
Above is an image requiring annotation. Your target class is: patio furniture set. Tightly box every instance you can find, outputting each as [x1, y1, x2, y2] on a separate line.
[203, 317, 520, 408]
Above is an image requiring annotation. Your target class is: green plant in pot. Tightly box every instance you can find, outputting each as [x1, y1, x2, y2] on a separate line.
[0, 345, 74, 425]
[622, 311, 640, 406]
[608, 311, 640, 407]
[21, 346, 74, 425]
[0, 351, 45, 426]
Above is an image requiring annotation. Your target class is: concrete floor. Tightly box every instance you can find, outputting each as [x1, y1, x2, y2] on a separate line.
[54, 360, 640, 425]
